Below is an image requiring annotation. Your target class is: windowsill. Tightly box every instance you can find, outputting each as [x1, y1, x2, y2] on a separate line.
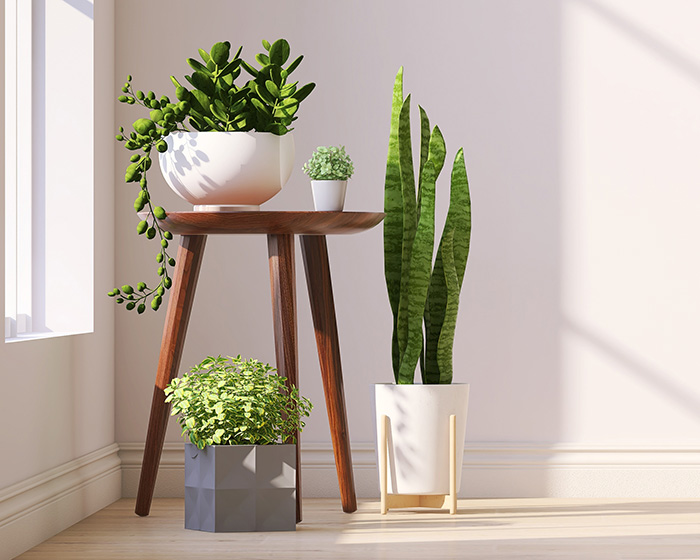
[5, 329, 94, 343]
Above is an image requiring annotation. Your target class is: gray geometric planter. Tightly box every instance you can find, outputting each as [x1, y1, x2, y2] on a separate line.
[184, 443, 296, 532]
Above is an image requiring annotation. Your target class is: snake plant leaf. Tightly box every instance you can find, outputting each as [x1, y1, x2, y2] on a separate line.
[423, 246, 445, 383]
[397, 159, 436, 383]
[269, 39, 290, 66]
[209, 41, 230, 67]
[286, 55, 303, 75]
[395, 93, 417, 372]
[445, 147, 471, 288]
[435, 230, 459, 384]
[383, 67, 404, 379]
[417, 105, 430, 214]
[432, 148, 471, 383]
[427, 125, 446, 178]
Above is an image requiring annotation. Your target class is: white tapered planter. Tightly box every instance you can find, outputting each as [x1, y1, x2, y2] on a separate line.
[311, 180, 347, 211]
[159, 131, 295, 211]
[374, 383, 470, 495]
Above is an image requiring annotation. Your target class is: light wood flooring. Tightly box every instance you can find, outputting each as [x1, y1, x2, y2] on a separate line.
[15, 498, 700, 559]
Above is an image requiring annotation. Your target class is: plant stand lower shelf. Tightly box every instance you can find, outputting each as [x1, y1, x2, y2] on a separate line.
[133, 211, 384, 523]
[379, 414, 458, 515]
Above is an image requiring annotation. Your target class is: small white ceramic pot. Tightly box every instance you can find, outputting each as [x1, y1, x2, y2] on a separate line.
[374, 383, 470, 495]
[310, 180, 348, 211]
[158, 131, 295, 211]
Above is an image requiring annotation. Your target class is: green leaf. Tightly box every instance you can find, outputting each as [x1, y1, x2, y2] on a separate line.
[255, 53, 270, 66]
[417, 105, 430, 213]
[286, 55, 303, 75]
[265, 80, 280, 98]
[241, 60, 259, 77]
[425, 148, 471, 384]
[269, 38, 290, 65]
[395, 94, 417, 383]
[383, 67, 405, 380]
[190, 71, 215, 96]
[210, 41, 230, 66]
[398, 160, 436, 382]
[291, 82, 315, 103]
[262, 39, 271, 51]
[187, 58, 210, 75]
[198, 48, 211, 64]
[202, 115, 224, 131]
[210, 100, 228, 122]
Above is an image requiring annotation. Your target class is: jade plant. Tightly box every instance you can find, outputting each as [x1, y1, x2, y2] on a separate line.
[165, 355, 313, 449]
[302, 145, 355, 180]
[384, 67, 472, 385]
[109, 39, 315, 313]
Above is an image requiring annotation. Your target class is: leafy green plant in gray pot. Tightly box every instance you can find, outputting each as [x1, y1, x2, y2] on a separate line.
[302, 145, 354, 211]
[109, 39, 315, 313]
[375, 67, 472, 505]
[165, 355, 312, 532]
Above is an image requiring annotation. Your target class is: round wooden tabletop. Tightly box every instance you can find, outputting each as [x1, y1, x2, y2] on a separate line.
[152, 211, 385, 235]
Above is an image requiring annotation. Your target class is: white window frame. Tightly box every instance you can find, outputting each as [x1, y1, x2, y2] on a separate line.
[4, 0, 94, 342]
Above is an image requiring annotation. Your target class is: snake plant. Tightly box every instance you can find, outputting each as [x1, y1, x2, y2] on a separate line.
[384, 67, 472, 385]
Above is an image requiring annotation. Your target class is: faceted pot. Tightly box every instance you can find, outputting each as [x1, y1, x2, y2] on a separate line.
[184, 442, 296, 532]
[159, 131, 295, 211]
[374, 383, 470, 495]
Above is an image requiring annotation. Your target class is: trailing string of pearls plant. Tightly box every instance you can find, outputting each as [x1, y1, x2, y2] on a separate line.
[109, 39, 315, 313]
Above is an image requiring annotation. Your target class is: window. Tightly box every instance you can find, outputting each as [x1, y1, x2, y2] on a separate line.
[4, 0, 94, 341]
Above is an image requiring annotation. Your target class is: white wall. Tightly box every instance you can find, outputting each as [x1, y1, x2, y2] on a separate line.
[114, 0, 700, 497]
[0, 2, 118, 557]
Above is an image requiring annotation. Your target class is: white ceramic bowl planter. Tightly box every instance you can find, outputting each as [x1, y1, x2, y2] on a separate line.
[374, 383, 470, 497]
[159, 131, 295, 211]
[310, 180, 348, 211]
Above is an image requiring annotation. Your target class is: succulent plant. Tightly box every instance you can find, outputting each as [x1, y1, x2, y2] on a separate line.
[384, 67, 472, 385]
[302, 145, 354, 181]
[110, 39, 316, 313]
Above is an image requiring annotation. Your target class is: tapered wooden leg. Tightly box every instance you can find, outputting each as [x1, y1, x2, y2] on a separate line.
[135, 235, 207, 517]
[300, 235, 358, 514]
[267, 233, 301, 523]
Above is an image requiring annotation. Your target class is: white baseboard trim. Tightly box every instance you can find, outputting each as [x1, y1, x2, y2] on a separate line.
[118, 441, 700, 499]
[0, 443, 122, 560]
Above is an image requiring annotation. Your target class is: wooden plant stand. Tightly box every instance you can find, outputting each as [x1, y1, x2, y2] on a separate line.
[133, 211, 384, 522]
[379, 414, 458, 515]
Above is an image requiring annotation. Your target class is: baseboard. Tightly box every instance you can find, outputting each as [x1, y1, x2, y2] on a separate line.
[118, 441, 700, 499]
[0, 443, 121, 560]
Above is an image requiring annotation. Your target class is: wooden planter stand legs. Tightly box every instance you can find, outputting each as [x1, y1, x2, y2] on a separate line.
[379, 414, 458, 515]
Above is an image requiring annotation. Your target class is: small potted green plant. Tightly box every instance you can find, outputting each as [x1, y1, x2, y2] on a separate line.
[165, 355, 312, 532]
[109, 39, 315, 313]
[302, 145, 354, 211]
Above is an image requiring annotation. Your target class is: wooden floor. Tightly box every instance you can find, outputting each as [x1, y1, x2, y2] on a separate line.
[16, 498, 700, 559]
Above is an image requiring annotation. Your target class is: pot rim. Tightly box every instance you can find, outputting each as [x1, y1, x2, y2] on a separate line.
[373, 382, 470, 387]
